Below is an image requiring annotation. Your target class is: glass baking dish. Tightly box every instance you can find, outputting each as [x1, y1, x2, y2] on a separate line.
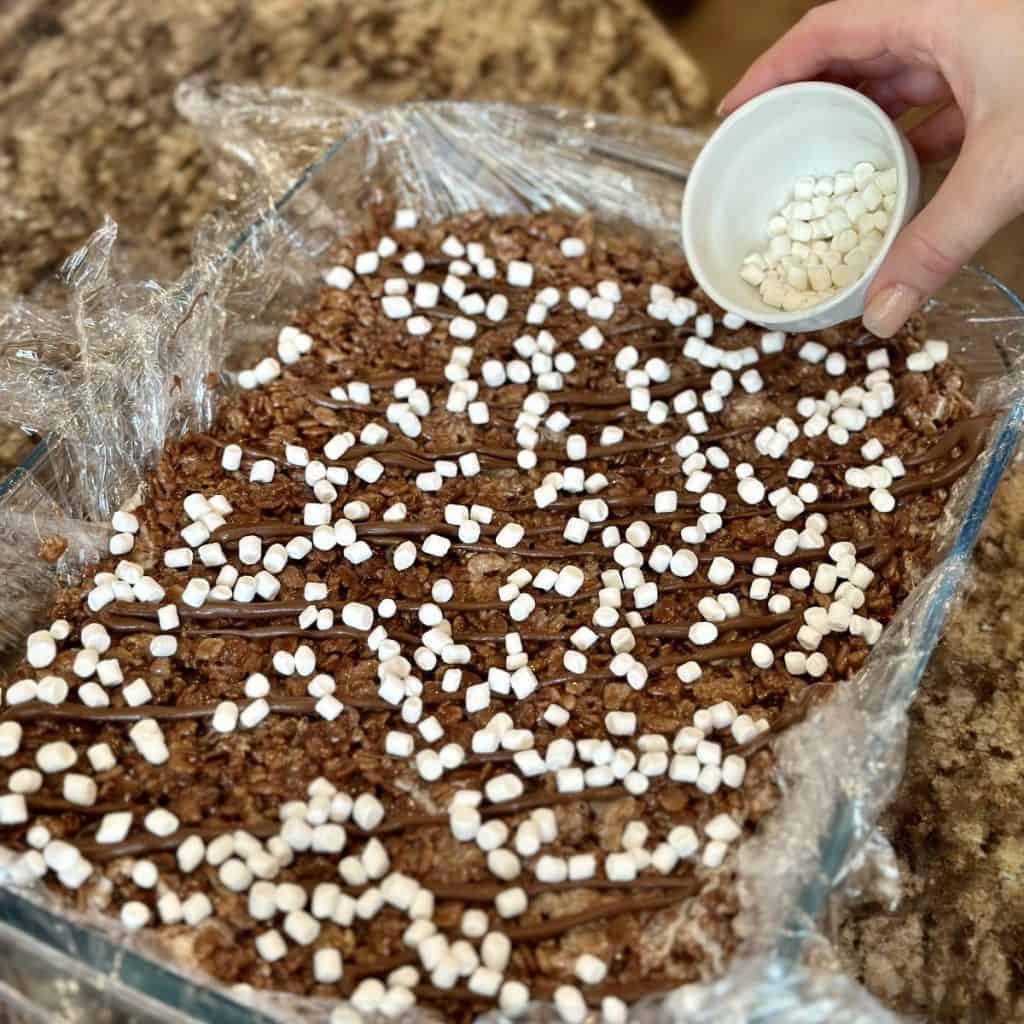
[1, 98, 1023, 1023]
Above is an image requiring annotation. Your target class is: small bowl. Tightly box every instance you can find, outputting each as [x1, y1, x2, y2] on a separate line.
[681, 82, 920, 333]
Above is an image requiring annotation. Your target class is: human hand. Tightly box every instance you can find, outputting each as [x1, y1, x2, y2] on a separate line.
[719, 0, 1024, 338]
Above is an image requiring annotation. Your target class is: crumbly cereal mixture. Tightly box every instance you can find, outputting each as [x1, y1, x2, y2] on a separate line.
[0, 203, 983, 1022]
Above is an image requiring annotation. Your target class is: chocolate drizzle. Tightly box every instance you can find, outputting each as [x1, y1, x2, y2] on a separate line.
[26, 795, 132, 817]
[199, 417, 989, 579]
[206, 522, 873, 567]
[72, 785, 634, 862]
[361, 874, 698, 904]
[341, 890, 697, 995]
[230, 419, 773, 475]
[97, 542, 894, 632]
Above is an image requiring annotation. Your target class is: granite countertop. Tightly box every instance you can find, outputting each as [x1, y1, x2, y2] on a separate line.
[838, 473, 1024, 1023]
[0, 2, 1021, 1021]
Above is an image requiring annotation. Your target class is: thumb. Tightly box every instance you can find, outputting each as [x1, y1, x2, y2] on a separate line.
[863, 138, 1016, 338]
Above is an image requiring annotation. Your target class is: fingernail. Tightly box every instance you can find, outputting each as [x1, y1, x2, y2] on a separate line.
[715, 100, 727, 118]
[863, 285, 920, 338]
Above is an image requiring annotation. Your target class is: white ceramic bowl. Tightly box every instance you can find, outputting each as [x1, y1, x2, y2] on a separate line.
[681, 82, 920, 333]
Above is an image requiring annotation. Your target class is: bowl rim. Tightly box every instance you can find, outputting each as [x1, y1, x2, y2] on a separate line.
[680, 80, 912, 328]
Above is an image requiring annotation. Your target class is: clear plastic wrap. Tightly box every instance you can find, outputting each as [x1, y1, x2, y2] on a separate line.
[1, 81, 1023, 1023]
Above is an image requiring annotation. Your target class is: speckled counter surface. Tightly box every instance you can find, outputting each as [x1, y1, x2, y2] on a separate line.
[837, 472, 1024, 1023]
[0, 2, 1022, 1022]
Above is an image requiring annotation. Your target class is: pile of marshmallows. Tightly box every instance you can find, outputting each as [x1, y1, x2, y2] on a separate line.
[740, 162, 898, 311]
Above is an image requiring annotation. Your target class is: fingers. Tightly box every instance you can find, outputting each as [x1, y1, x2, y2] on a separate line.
[815, 53, 912, 90]
[906, 103, 966, 163]
[718, 2, 904, 114]
[858, 67, 952, 118]
[863, 137, 1015, 337]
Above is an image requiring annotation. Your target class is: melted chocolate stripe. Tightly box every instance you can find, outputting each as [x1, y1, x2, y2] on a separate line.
[207, 518, 880, 568]
[218, 419, 988, 560]
[0, 696, 386, 725]
[106, 610, 803, 682]
[500, 892, 691, 944]
[409, 975, 686, 1008]
[188, 625, 414, 643]
[203, 422, 982, 534]
[391, 570, 790, 611]
[343, 890, 694, 991]
[95, 567, 781, 627]
[456, 612, 796, 644]
[92, 598, 801, 667]
[900, 415, 992, 466]
[74, 786, 633, 862]
[97, 615, 419, 647]
[228, 417, 774, 476]
[27, 796, 132, 816]
[538, 618, 802, 686]
[342, 875, 699, 903]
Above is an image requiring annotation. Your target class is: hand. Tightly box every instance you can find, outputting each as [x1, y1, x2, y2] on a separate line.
[719, 0, 1024, 338]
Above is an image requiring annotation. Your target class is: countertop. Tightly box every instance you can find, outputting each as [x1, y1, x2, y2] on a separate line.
[0, 1, 1021, 1021]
